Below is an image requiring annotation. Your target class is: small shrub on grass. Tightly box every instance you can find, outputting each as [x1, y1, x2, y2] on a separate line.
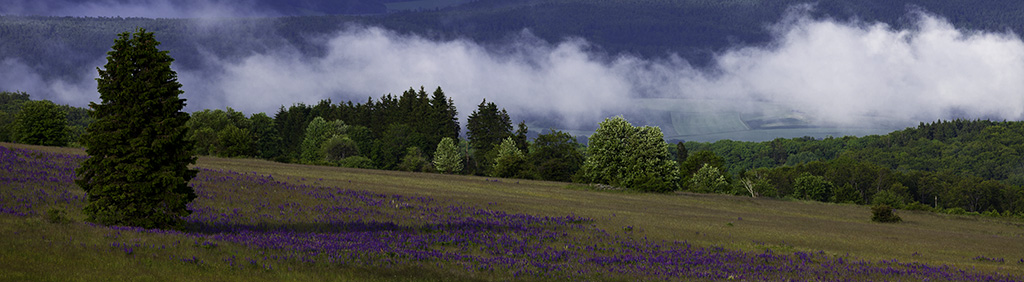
[982, 210, 1001, 217]
[339, 156, 376, 169]
[871, 204, 902, 223]
[944, 207, 967, 215]
[46, 207, 72, 224]
[902, 201, 933, 212]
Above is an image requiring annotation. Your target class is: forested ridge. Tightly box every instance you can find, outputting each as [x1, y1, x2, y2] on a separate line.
[685, 120, 1024, 215]
[7, 0, 1024, 80]
[5, 89, 1024, 218]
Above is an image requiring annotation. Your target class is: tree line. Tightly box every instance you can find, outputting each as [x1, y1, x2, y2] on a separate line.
[178, 87, 583, 180]
[0, 91, 91, 146]
[5, 88, 1024, 218]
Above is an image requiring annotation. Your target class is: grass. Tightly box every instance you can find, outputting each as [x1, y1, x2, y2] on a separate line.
[2, 142, 1023, 280]
[200, 155, 1024, 274]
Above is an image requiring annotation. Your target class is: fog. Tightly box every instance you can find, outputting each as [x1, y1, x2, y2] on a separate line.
[5, 9, 1024, 135]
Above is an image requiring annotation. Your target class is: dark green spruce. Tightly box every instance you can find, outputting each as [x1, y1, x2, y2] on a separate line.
[76, 29, 197, 230]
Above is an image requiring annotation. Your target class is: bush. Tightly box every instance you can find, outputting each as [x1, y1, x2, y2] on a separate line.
[690, 164, 729, 193]
[793, 173, 833, 202]
[322, 135, 358, 162]
[945, 207, 967, 215]
[902, 201, 933, 212]
[871, 204, 902, 223]
[46, 207, 72, 224]
[338, 156, 375, 169]
[871, 189, 906, 209]
[398, 147, 433, 172]
[982, 210, 1001, 217]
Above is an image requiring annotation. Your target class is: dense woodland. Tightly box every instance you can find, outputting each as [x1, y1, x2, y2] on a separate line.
[4, 89, 1024, 218]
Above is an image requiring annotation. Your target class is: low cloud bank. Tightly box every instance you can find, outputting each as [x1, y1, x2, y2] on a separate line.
[6, 9, 1024, 132]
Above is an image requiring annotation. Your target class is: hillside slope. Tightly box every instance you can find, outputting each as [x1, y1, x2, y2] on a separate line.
[3, 142, 1023, 279]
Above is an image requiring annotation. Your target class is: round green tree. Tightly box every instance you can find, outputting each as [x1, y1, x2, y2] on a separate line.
[432, 137, 463, 174]
[492, 136, 528, 178]
[76, 29, 197, 229]
[580, 116, 678, 192]
[793, 173, 833, 202]
[14, 100, 68, 146]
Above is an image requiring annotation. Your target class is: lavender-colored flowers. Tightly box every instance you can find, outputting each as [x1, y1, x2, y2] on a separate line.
[1, 145, 1021, 281]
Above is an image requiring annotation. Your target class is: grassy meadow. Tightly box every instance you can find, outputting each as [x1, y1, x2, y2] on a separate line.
[2, 142, 1022, 281]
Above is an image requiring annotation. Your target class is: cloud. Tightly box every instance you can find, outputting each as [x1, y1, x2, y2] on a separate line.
[186, 28, 634, 127]
[190, 11, 1024, 129]
[8, 8, 1024, 137]
[698, 10, 1024, 125]
[0, 58, 99, 105]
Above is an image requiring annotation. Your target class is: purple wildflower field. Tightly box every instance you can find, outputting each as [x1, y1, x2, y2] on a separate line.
[1, 145, 1021, 281]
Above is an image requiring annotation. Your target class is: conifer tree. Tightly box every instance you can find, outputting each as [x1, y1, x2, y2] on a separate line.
[514, 121, 529, 152]
[76, 29, 197, 229]
[466, 99, 512, 174]
[429, 87, 460, 144]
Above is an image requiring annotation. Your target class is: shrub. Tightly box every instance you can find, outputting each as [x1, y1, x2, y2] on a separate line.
[945, 207, 967, 215]
[691, 164, 729, 193]
[871, 204, 902, 223]
[339, 156, 375, 169]
[902, 201, 933, 212]
[46, 207, 72, 224]
[398, 147, 435, 172]
[871, 189, 906, 209]
[793, 173, 833, 202]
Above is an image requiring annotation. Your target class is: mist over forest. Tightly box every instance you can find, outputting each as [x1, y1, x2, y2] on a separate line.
[4, 0, 1024, 141]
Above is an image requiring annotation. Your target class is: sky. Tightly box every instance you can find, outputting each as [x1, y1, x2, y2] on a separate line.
[0, 0, 276, 18]
[3, 5, 1024, 134]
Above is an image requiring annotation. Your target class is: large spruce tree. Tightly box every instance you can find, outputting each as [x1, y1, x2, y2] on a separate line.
[76, 29, 197, 229]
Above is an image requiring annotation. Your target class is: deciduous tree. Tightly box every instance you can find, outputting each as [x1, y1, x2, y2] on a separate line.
[433, 137, 463, 174]
[580, 116, 678, 192]
[492, 137, 529, 178]
[14, 100, 68, 146]
[529, 129, 583, 182]
[300, 117, 347, 164]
